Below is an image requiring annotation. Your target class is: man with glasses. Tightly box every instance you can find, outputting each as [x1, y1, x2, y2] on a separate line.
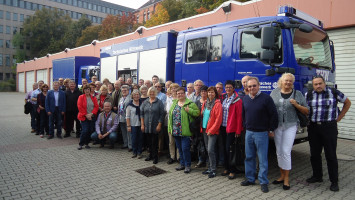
[155, 82, 166, 104]
[191, 80, 204, 102]
[305, 75, 351, 192]
[241, 77, 278, 193]
[91, 76, 98, 83]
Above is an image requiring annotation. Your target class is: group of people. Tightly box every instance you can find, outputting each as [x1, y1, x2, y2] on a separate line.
[25, 73, 351, 193]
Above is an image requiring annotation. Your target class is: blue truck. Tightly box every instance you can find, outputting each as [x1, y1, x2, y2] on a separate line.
[52, 56, 100, 86]
[100, 6, 336, 143]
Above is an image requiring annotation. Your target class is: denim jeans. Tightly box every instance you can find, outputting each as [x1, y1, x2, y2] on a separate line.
[120, 122, 132, 149]
[48, 107, 62, 136]
[91, 132, 118, 146]
[245, 130, 269, 185]
[175, 136, 191, 167]
[203, 132, 217, 171]
[80, 118, 95, 146]
[39, 110, 49, 135]
[131, 126, 143, 155]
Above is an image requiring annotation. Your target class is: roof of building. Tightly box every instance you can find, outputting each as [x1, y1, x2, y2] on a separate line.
[136, 0, 162, 10]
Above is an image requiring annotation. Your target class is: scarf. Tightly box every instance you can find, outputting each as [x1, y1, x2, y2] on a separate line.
[128, 99, 142, 119]
[205, 98, 216, 111]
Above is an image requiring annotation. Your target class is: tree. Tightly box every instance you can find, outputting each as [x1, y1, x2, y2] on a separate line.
[145, 4, 170, 28]
[161, 0, 183, 22]
[63, 16, 92, 48]
[76, 25, 102, 47]
[178, 0, 202, 19]
[22, 8, 72, 58]
[12, 33, 26, 64]
[99, 13, 135, 40]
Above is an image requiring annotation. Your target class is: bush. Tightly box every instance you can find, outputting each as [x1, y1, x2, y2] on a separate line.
[0, 79, 16, 92]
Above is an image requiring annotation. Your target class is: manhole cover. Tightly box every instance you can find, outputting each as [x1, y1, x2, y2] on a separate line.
[136, 166, 167, 177]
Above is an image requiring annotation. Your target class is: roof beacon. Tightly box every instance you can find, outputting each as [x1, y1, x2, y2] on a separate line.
[277, 6, 323, 28]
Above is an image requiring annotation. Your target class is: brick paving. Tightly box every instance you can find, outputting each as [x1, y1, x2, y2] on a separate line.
[0, 92, 354, 200]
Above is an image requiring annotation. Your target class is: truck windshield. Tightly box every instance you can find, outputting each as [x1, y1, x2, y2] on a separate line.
[292, 28, 332, 69]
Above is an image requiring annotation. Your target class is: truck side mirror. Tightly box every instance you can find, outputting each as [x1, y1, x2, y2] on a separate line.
[260, 50, 274, 61]
[261, 27, 275, 49]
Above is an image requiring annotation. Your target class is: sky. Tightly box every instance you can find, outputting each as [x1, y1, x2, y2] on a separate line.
[102, 0, 150, 9]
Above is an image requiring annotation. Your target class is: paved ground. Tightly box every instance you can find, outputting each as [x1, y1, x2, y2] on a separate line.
[0, 92, 354, 200]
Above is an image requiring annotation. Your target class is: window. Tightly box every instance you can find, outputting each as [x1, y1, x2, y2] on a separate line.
[240, 27, 282, 63]
[143, 12, 146, 22]
[210, 35, 222, 61]
[83, 1, 87, 9]
[6, 26, 10, 34]
[25, 1, 31, 10]
[88, 3, 92, 9]
[73, 0, 77, 6]
[97, 5, 101, 12]
[6, 73, 10, 79]
[92, 16, 96, 23]
[81, 69, 86, 78]
[13, 27, 17, 34]
[0, 39, 3, 47]
[13, 0, 18, 7]
[13, 13, 18, 21]
[101, 6, 105, 13]
[5, 0, 11, 6]
[0, 54, 2, 66]
[77, 13, 82, 18]
[38, 4, 42, 10]
[68, 0, 72, 5]
[6, 40, 10, 48]
[0, 25, 3, 33]
[186, 38, 208, 63]
[20, 14, 24, 21]
[32, 3, 38, 10]
[19, 0, 24, 8]
[78, 0, 82, 8]
[5, 54, 10, 66]
[6, 11, 10, 20]
[93, 4, 96, 11]
[0, 10, 3, 19]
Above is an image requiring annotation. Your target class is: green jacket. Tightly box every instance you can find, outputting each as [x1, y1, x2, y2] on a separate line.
[168, 98, 200, 137]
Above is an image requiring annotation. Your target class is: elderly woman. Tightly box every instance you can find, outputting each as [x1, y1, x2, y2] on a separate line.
[37, 84, 49, 138]
[201, 86, 222, 178]
[119, 85, 132, 150]
[126, 89, 143, 158]
[140, 87, 165, 164]
[186, 83, 195, 100]
[140, 85, 149, 102]
[168, 87, 200, 173]
[77, 84, 99, 150]
[270, 73, 309, 190]
[166, 83, 180, 164]
[96, 85, 113, 113]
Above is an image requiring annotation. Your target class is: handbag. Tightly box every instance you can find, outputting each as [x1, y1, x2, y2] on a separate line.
[293, 90, 309, 127]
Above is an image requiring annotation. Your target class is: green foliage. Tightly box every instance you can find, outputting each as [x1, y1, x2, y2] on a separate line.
[12, 33, 26, 64]
[161, 0, 183, 22]
[63, 16, 92, 48]
[145, 4, 170, 28]
[0, 79, 16, 92]
[76, 25, 102, 47]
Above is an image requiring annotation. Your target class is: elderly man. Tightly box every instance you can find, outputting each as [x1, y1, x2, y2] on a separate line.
[238, 75, 251, 99]
[91, 75, 98, 83]
[241, 77, 278, 193]
[46, 81, 66, 139]
[25, 82, 38, 133]
[58, 78, 66, 91]
[95, 81, 102, 94]
[112, 80, 122, 113]
[138, 79, 144, 87]
[118, 77, 125, 86]
[152, 75, 159, 85]
[64, 80, 82, 138]
[305, 75, 351, 192]
[155, 82, 166, 104]
[31, 80, 44, 135]
[144, 80, 152, 89]
[91, 102, 119, 149]
[215, 82, 224, 101]
[191, 79, 204, 102]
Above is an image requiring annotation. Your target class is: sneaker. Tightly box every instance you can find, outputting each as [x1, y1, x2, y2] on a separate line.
[241, 180, 255, 186]
[40, 134, 44, 138]
[184, 167, 191, 173]
[306, 176, 323, 183]
[330, 182, 339, 192]
[208, 171, 216, 178]
[202, 170, 211, 175]
[261, 184, 269, 193]
[176, 166, 185, 171]
[85, 145, 90, 149]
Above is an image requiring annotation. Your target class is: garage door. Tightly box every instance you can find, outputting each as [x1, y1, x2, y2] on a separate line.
[25, 71, 35, 93]
[18, 73, 25, 92]
[36, 69, 48, 84]
[328, 27, 355, 140]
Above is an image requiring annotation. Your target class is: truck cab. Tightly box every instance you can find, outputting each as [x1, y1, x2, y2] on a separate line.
[78, 65, 100, 85]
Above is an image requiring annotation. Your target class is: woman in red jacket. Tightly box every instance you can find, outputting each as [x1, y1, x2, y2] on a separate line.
[77, 85, 99, 150]
[200, 86, 222, 178]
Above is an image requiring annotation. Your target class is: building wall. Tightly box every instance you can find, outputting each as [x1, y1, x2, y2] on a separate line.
[134, 0, 162, 24]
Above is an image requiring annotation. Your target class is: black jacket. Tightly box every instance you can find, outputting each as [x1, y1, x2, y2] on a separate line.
[65, 88, 82, 113]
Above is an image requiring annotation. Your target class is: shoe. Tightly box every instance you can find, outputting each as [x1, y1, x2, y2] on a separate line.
[208, 171, 216, 178]
[63, 133, 70, 138]
[221, 170, 229, 176]
[272, 180, 284, 184]
[137, 154, 143, 159]
[132, 154, 137, 158]
[261, 184, 269, 193]
[176, 166, 185, 171]
[195, 161, 206, 168]
[92, 141, 98, 145]
[184, 167, 191, 173]
[228, 173, 237, 180]
[85, 145, 90, 149]
[99, 144, 104, 148]
[128, 149, 132, 152]
[47, 135, 54, 140]
[241, 180, 255, 186]
[306, 176, 323, 183]
[121, 146, 128, 149]
[35, 132, 40, 135]
[108, 145, 114, 149]
[202, 170, 211, 175]
[153, 158, 158, 164]
[145, 157, 152, 161]
[330, 182, 339, 192]
[77, 146, 83, 150]
[57, 135, 63, 139]
[283, 184, 291, 190]
[31, 129, 36, 133]
[40, 134, 44, 138]
[167, 158, 175, 164]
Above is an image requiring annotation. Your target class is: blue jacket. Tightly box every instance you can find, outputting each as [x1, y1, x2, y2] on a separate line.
[45, 90, 66, 113]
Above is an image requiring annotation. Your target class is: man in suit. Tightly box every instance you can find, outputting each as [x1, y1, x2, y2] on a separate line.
[46, 81, 66, 139]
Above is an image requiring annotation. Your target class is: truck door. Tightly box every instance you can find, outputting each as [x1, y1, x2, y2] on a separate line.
[181, 28, 211, 85]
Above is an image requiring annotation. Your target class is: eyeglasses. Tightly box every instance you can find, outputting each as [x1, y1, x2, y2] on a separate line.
[248, 84, 257, 88]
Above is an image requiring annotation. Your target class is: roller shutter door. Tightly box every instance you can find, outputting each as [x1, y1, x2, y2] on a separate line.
[36, 69, 48, 84]
[18, 73, 25, 92]
[328, 27, 355, 140]
[26, 71, 35, 93]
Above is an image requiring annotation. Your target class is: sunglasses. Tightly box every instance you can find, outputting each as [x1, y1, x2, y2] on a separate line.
[248, 84, 257, 88]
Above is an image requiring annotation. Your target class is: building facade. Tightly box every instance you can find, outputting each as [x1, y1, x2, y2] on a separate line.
[134, 0, 162, 24]
[0, 0, 133, 82]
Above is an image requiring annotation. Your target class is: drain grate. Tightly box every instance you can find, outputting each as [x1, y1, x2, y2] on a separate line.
[136, 166, 167, 177]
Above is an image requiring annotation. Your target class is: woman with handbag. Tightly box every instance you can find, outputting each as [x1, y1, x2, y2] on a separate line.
[200, 86, 222, 178]
[168, 87, 200, 173]
[270, 73, 309, 190]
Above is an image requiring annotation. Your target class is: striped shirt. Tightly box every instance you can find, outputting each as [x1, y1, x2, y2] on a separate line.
[306, 87, 347, 122]
[222, 93, 235, 127]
